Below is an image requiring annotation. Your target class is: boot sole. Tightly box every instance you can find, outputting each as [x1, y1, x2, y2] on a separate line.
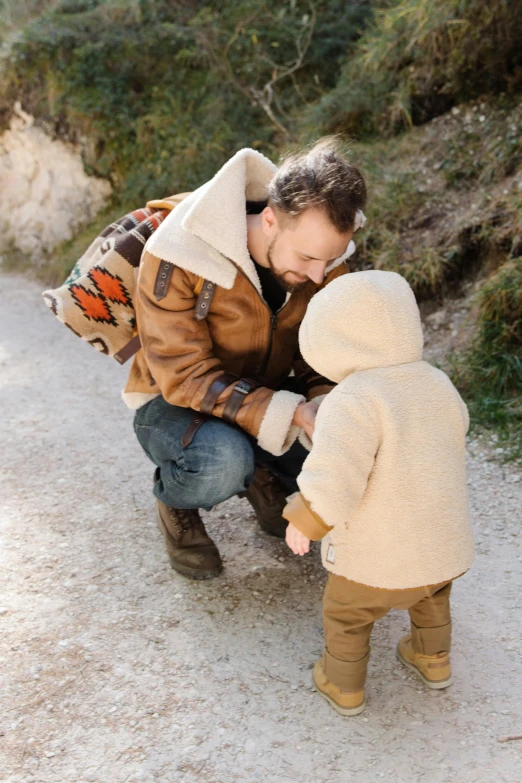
[156, 508, 223, 580]
[167, 557, 223, 581]
[396, 647, 453, 689]
[313, 677, 366, 716]
[258, 524, 287, 539]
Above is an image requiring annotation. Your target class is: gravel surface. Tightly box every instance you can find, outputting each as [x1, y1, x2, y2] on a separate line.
[1, 271, 521, 783]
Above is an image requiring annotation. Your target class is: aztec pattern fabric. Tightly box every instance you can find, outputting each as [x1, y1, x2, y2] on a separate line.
[42, 206, 170, 360]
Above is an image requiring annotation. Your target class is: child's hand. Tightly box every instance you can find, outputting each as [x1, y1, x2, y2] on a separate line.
[285, 522, 310, 556]
[292, 400, 318, 441]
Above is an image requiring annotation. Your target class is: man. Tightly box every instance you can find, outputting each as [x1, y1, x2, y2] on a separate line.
[124, 137, 367, 579]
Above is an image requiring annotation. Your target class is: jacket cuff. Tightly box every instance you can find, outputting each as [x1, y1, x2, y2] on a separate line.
[282, 492, 332, 541]
[256, 390, 305, 456]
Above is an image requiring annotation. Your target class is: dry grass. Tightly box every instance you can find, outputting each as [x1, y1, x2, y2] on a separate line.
[305, 0, 522, 137]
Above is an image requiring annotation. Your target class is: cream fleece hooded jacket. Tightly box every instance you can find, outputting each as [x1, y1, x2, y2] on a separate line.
[283, 270, 475, 589]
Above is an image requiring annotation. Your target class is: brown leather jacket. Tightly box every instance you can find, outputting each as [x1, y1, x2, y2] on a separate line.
[123, 149, 351, 455]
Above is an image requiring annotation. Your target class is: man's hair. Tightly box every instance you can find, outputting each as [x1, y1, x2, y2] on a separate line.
[268, 136, 367, 233]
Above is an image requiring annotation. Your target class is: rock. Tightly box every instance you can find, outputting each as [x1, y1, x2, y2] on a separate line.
[0, 104, 111, 264]
[425, 309, 447, 330]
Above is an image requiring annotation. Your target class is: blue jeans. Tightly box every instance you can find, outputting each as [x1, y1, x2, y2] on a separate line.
[133, 396, 308, 510]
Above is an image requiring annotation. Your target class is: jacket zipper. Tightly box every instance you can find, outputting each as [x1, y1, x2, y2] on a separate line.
[260, 312, 278, 377]
[229, 261, 290, 379]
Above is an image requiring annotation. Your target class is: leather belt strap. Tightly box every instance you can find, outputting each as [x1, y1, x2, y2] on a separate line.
[180, 412, 208, 449]
[114, 333, 142, 365]
[182, 375, 258, 445]
[222, 378, 258, 425]
[199, 372, 237, 416]
[195, 281, 216, 321]
[154, 259, 174, 301]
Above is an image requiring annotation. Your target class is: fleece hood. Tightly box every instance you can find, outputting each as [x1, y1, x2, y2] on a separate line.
[299, 270, 424, 383]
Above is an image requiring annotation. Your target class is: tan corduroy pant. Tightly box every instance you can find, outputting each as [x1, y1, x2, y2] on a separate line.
[323, 574, 453, 692]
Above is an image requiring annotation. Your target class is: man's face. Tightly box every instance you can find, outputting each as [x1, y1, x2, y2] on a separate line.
[262, 206, 353, 292]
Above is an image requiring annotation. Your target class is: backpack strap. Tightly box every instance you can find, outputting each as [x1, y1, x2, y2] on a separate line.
[114, 334, 142, 365]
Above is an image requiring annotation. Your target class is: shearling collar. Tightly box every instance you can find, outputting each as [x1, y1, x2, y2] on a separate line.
[145, 148, 276, 294]
[145, 147, 353, 295]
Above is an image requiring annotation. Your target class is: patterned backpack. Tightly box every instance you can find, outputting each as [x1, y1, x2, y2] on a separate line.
[42, 194, 206, 365]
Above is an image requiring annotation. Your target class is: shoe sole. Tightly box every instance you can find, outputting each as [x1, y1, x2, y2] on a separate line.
[156, 508, 223, 581]
[313, 677, 366, 716]
[396, 648, 453, 689]
[258, 524, 287, 539]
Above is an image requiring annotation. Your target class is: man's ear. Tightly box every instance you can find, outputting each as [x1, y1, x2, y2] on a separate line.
[261, 205, 278, 234]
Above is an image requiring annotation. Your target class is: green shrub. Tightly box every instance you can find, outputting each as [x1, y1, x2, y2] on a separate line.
[0, 0, 57, 39]
[467, 259, 522, 396]
[449, 259, 522, 455]
[304, 0, 522, 139]
[0, 0, 372, 201]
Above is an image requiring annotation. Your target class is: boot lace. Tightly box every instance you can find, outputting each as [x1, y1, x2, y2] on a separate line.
[169, 507, 204, 533]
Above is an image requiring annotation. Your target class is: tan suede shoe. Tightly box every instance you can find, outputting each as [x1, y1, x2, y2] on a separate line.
[397, 634, 453, 689]
[312, 659, 366, 716]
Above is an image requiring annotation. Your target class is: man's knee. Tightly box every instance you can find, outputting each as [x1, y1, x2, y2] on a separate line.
[160, 422, 256, 509]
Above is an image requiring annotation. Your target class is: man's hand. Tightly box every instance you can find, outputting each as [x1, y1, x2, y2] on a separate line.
[286, 522, 311, 556]
[292, 400, 318, 441]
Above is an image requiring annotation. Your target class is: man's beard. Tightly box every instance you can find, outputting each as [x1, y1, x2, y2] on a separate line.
[266, 239, 309, 293]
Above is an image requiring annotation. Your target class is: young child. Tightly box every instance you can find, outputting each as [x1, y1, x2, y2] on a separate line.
[283, 270, 474, 716]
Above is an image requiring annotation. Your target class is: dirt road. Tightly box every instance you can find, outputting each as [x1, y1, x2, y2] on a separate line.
[1, 271, 521, 783]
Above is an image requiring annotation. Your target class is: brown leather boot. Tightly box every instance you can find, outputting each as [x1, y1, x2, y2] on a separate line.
[239, 464, 289, 538]
[156, 500, 223, 580]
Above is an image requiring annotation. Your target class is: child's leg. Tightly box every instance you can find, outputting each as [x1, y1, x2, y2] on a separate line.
[322, 574, 391, 692]
[407, 581, 452, 655]
[395, 581, 453, 689]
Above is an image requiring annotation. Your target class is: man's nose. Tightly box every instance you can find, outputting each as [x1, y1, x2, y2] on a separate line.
[307, 261, 327, 285]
